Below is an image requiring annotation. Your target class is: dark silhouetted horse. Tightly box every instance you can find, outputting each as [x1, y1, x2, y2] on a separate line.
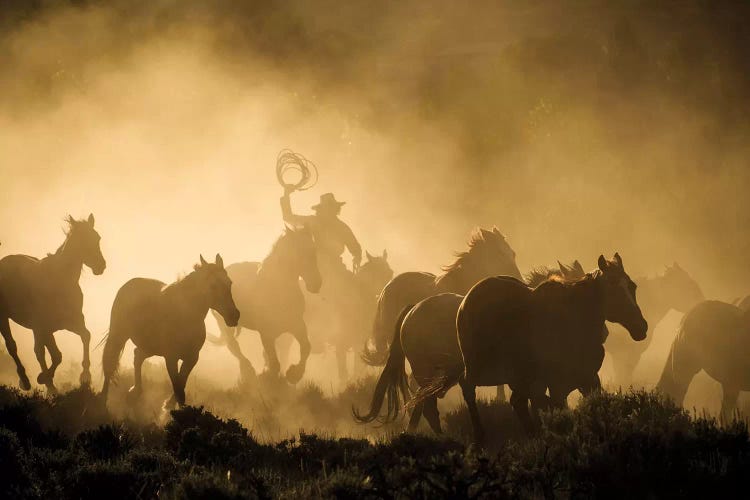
[605, 263, 703, 386]
[657, 300, 750, 417]
[211, 225, 322, 384]
[101, 254, 239, 409]
[354, 260, 609, 435]
[300, 250, 393, 382]
[357, 254, 646, 443]
[365, 227, 521, 364]
[0, 214, 105, 392]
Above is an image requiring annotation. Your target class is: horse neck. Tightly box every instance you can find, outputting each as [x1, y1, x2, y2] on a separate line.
[355, 266, 382, 295]
[45, 238, 84, 281]
[166, 274, 211, 317]
[543, 277, 605, 332]
[258, 246, 300, 285]
[438, 257, 492, 294]
[635, 276, 670, 323]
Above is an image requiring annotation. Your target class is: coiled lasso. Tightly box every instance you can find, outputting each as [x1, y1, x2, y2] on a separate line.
[276, 149, 318, 192]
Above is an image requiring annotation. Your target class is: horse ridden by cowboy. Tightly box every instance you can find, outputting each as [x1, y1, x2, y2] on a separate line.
[280, 185, 363, 358]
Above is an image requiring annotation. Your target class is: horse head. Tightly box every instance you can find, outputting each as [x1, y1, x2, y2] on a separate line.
[196, 254, 240, 326]
[597, 253, 648, 341]
[66, 214, 106, 275]
[283, 223, 322, 293]
[658, 262, 704, 313]
[472, 227, 522, 280]
[359, 249, 394, 295]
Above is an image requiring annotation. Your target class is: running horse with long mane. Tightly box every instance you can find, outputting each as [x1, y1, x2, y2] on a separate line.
[100, 254, 239, 409]
[0, 214, 106, 392]
[364, 227, 522, 364]
[211, 225, 322, 384]
[357, 254, 647, 443]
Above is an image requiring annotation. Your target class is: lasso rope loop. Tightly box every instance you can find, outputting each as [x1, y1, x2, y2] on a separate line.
[276, 149, 318, 192]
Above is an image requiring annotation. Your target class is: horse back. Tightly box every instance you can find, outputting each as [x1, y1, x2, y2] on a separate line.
[0, 254, 81, 329]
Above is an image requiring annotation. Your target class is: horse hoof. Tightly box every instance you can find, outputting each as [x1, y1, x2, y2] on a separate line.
[19, 377, 31, 391]
[37, 372, 50, 385]
[79, 371, 92, 386]
[285, 365, 305, 384]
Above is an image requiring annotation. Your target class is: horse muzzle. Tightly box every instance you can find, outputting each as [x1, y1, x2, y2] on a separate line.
[91, 261, 106, 275]
[627, 318, 648, 342]
[224, 308, 241, 327]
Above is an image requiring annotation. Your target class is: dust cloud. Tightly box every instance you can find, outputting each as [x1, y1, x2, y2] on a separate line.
[1, 1, 749, 415]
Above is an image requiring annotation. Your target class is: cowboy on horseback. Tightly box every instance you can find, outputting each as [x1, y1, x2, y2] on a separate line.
[280, 185, 362, 275]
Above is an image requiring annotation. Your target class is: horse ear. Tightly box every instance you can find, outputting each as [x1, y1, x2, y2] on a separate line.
[573, 260, 584, 274]
[614, 252, 623, 268]
[597, 255, 608, 272]
[365, 251, 373, 261]
[557, 260, 569, 277]
[382, 249, 388, 260]
[215, 253, 224, 268]
[492, 226, 504, 238]
[87, 213, 95, 227]
[200, 254, 208, 266]
[673, 261, 681, 270]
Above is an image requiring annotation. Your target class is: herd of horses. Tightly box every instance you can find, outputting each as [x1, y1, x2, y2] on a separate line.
[0, 214, 748, 441]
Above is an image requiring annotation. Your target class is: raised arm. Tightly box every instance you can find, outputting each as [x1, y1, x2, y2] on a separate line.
[280, 187, 312, 226]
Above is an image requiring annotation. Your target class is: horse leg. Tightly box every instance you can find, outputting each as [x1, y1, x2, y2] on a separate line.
[510, 387, 536, 434]
[336, 344, 349, 383]
[32, 330, 56, 393]
[44, 335, 63, 387]
[275, 334, 294, 372]
[175, 354, 199, 407]
[407, 401, 424, 433]
[496, 384, 507, 403]
[423, 396, 442, 435]
[163, 356, 179, 410]
[69, 322, 92, 386]
[720, 384, 740, 422]
[285, 323, 310, 384]
[579, 373, 602, 397]
[225, 327, 256, 384]
[260, 333, 281, 377]
[460, 379, 484, 445]
[127, 347, 146, 402]
[0, 316, 30, 390]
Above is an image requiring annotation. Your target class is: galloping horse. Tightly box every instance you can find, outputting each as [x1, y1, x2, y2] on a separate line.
[456, 253, 646, 441]
[605, 263, 703, 386]
[365, 227, 521, 364]
[212, 225, 322, 384]
[301, 250, 393, 382]
[101, 254, 239, 408]
[354, 259, 621, 436]
[0, 214, 105, 392]
[657, 300, 750, 417]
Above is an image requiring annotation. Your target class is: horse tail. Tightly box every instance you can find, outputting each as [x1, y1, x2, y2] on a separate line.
[361, 291, 390, 366]
[353, 305, 413, 423]
[101, 327, 128, 384]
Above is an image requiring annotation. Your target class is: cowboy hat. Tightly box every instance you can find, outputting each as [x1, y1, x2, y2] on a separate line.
[312, 192, 346, 210]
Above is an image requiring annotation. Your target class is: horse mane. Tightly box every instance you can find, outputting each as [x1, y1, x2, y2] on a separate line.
[525, 266, 559, 288]
[435, 228, 503, 287]
[532, 270, 599, 292]
[46, 215, 80, 258]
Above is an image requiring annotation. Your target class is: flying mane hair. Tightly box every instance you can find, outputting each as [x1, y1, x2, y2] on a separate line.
[434, 228, 499, 287]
